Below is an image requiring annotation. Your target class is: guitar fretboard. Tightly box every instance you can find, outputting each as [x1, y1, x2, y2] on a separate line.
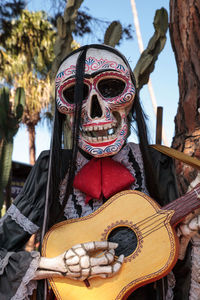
[162, 183, 200, 226]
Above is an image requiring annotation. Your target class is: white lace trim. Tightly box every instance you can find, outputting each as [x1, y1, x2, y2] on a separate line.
[189, 235, 200, 300]
[11, 251, 40, 300]
[166, 272, 175, 300]
[5, 204, 39, 234]
[60, 143, 149, 220]
[114, 143, 149, 195]
[0, 251, 14, 275]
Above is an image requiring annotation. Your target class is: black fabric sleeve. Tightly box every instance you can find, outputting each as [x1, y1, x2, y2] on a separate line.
[0, 149, 71, 300]
[13, 150, 50, 230]
[0, 151, 50, 251]
[0, 151, 50, 299]
[0, 249, 37, 300]
[149, 147, 179, 205]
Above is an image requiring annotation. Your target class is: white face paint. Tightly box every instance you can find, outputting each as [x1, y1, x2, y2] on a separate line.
[56, 48, 136, 157]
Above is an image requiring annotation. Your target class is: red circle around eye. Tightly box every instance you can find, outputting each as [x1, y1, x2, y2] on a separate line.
[93, 72, 131, 99]
[58, 78, 91, 111]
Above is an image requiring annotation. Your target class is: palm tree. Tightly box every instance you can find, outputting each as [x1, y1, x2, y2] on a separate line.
[0, 10, 55, 164]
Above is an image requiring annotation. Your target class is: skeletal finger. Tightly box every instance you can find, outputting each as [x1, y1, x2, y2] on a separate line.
[103, 254, 124, 278]
[88, 273, 107, 279]
[179, 224, 196, 236]
[82, 268, 90, 277]
[65, 270, 81, 278]
[65, 255, 80, 265]
[67, 270, 88, 281]
[80, 255, 90, 268]
[112, 254, 124, 274]
[65, 249, 76, 259]
[68, 264, 81, 272]
[188, 216, 200, 231]
[64, 246, 86, 259]
[90, 249, 115, 266]
[87, 255, 124, 279]
[73, 246, 87, 256]
[83, 241, 118, 253]
[91, 265, 112, 275]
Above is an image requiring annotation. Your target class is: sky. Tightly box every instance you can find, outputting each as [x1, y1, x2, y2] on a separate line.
[12, 0, 179, 164]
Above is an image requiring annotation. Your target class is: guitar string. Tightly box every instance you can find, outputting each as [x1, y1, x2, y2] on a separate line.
[166, 197, 200, 216]
[138, 219, 170, 239]
[127, 196, 200, 246]
[134, 192, 195, 227]
[112, 188, 200, 256]
[165, 187, 200, 211]
[136, 214, 168, 232]
[114, 220, 171, 257]
[131, 191, 200, 229]
[133, 196, 199, 235]
[118, 195, 200, 249]
[163, 193, 200, 221]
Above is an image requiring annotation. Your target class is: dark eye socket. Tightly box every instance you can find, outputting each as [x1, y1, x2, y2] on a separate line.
[62, 84, 89, 104]
[98, 78, 126, 98]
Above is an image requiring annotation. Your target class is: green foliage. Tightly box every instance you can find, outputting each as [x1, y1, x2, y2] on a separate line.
[153, 7, 168, 36]
[51, 0, 84, 80]
[14, 87, 25, 119]
[0, 9, 56, 164]
[0, 0, 25, 37]
[1, 10, 56, 81]
[0, 141, 13, 213]
[104, 21, 123, 47]
[0, 86, 25, 212]
[134, 8, 168, 91]
[0, 87, 24, 141]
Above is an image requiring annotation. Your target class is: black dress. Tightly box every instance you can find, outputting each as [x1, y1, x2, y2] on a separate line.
[0, 146, 191, 300]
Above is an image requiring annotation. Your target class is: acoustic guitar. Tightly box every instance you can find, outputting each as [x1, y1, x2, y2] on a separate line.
[42, 184, 200, 300]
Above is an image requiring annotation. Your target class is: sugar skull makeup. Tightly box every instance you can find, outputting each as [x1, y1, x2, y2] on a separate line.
[56, 48, 136, 157]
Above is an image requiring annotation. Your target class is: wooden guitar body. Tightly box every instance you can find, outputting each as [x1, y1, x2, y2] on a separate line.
[42, 190, 178, 300]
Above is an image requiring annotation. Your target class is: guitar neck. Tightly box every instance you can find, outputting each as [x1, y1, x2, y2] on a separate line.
[162, 183, 200, 227]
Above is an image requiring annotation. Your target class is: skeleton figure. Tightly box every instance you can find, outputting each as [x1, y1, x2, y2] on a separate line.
[56, 48, 136, 157]
[35, 47, 137, 281]
[0, 44, 198, 300]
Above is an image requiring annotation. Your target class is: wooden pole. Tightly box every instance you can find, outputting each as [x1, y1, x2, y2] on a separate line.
[156, 107, 163, 145]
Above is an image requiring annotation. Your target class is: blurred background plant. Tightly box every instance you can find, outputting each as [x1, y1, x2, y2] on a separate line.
[0, 8, 56, 164]
[0, 86, 24, 215]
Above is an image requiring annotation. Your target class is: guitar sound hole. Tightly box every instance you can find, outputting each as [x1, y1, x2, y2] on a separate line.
[107, 226, 138, 257]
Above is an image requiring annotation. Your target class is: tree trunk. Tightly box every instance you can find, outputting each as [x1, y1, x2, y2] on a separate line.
[28, 123, 36, 165]
[26, 124, 36, 251]
[169, 0, 200, 195]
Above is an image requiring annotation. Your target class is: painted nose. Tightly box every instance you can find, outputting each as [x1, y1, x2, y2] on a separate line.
[90, 95, 103, 119]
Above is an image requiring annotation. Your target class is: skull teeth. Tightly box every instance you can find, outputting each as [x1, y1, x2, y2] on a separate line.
[81, 123, 118, 142]
[108, 128, 114, 135]
[83, 122, 117, 132]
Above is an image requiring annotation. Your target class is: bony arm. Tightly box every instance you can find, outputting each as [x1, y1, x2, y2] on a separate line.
[177, 212, 200, 260]
[34, 241, 124, 280]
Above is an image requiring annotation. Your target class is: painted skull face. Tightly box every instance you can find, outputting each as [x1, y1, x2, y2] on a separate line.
[56, 48, 136, 157]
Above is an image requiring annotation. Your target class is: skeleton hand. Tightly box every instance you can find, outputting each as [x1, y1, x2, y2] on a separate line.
[61, 241, 124, 280]
[36, 241, 124, 281]
[177, 212, 200, 259]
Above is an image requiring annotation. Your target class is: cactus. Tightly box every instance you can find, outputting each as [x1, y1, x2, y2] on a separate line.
[104, 21, 123, 47]
[51, 0, 84, 81]
[0, 87, 25, 214]
[134, 8, 168, 91]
